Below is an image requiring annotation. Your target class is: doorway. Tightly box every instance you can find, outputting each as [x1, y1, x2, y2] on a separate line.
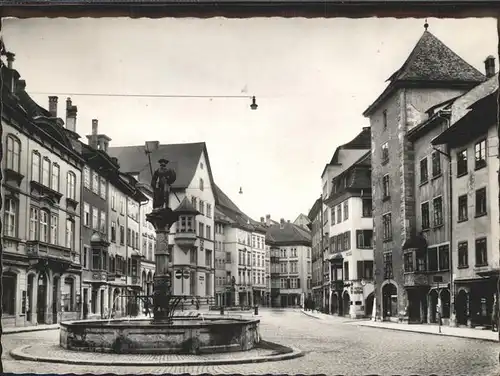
[52, 276, 60, 324]
[365, 292, 374, 317]
[456, 290, 468, 326]
[27, 274, 34, 322]
[37, 273, 47, 324]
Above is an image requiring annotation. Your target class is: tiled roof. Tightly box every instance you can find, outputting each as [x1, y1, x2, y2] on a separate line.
[388, 31, 485, 83]
[265, 222, 311, 245]
[107, 142, 209, 190]
[307, 198, 322, 220]
[326, 151, 371, 202]
[321, 127, 370, 178]
[174, 196, 199, 215]
[364, 30, 485, 117]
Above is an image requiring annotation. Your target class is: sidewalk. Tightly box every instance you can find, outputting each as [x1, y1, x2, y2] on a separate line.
[301, 309, 362, 323]
[352, 320, 500, 342]
[3, 323, 60, 335]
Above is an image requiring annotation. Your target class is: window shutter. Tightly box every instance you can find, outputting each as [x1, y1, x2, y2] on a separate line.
[357, 261, 363, 280]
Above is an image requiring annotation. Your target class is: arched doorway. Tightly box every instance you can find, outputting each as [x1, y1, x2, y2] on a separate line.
[428, 289, 439, 323]
[27, 274, 34, 322]
[331, 293, 338, 314]
[52, 275, 60, 324]
[440, 289, 451, 320]
[343, 291, 351, 317]
[365, 292, 375, 317]
[456, 290, 468, 326]
[382, 283, 397, 319]
[37, 273, 47, 324]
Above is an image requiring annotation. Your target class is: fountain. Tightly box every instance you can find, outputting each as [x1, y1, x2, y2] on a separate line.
[59, 159, 261, 355]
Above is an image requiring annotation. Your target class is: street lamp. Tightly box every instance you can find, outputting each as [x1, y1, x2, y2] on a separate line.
[250, 96, 258, 110]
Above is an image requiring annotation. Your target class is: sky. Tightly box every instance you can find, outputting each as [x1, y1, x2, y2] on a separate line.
[3, 17, 497, 222]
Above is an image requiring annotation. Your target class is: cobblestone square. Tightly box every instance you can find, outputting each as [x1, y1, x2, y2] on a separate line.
[3, 309, 500, 375]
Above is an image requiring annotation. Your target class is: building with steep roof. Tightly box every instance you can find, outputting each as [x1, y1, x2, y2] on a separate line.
[320, 126, 371, 312]
[308, 197, 324, 310]
[364, 26, 487, 323]
[267, 219, 312, 307]
[324, 151, 374, 318]
[1, 53, 85, 327]
[293, 213, 311, 230]
[108, 141, 217, 306]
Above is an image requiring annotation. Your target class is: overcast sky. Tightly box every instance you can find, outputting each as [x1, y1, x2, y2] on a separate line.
[3, 17, 497, 222]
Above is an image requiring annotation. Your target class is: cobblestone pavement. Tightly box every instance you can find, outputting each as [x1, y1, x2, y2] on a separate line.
[3, 308, 500, 375]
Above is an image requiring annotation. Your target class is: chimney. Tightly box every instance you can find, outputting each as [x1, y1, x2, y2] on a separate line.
[485, 55, 496, 78]
[90, 119, 98, 148]
[15, 79, 26, 94]
[265, 214, 271, 226]
[65, 97, 78, 132]
[97, 135, 111, 153]
[280, 218, 285, 229]
[48, 96, 58, 117]
[260, 217, 264, 224]
[5, 52, 15, 69]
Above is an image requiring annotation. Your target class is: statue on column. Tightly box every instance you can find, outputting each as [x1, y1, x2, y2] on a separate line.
[151, 159, 176, 211]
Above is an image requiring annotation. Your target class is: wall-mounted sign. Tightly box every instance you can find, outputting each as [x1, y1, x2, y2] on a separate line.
[199, 275, 204, 281]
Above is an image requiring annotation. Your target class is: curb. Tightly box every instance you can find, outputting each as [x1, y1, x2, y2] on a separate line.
[3, 326, 60, 335]
[10, 342, 304, 366]
[356, 323, 499, 343]
[300, 310, 322, 320]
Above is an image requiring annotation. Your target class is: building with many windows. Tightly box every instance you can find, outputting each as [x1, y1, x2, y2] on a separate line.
[267, 219, 312, 307]
[108, 142, 216, 305]
[365, 27, 486, 322]
[324, 151, 374, 318]
[2, 53, 84, 327]
[308, 198, 324, 310]
[432, 76, 499, 328]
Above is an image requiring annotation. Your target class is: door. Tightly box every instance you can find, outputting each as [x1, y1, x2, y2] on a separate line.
[52, 276, 59, 324]
[100, 290, 105, 318]
[37, 274, 47, 324]
[83, 289, 89, 319]
[27, 275, 34, 322]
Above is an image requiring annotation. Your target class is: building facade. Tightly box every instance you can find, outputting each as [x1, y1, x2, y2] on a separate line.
[432, 78, 499, 328]
[309, 198, 324, 310]
[2, 54, 83, 327]
[324, 152, 374, 318]
[365, 28, 486, 322]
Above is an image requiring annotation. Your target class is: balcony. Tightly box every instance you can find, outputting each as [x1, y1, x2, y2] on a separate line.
[130, 275, 141, 285]
[26, 241, 75, 273]
[403, 271, 450, 287]
[174, 229, 197, 251]
[83, 269, 108, 284]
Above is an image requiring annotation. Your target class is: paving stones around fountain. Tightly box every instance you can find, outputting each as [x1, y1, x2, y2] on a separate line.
[10, 340, 303, 366]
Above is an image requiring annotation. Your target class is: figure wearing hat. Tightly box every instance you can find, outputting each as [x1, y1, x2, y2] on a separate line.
[151, 158, 177, 210]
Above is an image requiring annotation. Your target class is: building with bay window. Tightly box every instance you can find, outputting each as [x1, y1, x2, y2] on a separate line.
[2, 53, 83, 327]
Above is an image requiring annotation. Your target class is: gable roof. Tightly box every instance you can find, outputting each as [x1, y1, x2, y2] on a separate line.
[320, 127, 371, 178]
[307, 197, 322, 220]
[265, 221, 311, 246]
[363, 30, 485, 117]
[107, 142, 216, 191]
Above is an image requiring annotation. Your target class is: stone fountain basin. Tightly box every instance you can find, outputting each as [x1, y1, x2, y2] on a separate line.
[60, 317, 261, 355]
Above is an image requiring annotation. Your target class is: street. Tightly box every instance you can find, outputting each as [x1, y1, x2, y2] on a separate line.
[3, 308, 500, 375]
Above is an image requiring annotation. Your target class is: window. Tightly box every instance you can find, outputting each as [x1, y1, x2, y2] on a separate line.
[475, 187, 487, 216]
[404, 252, 414, 272]
[83, 166, 90, 188]
[51, 214, 58, 245]
[66, 172, 77, 200]
[362, 198, 372, 217]
[42, 158, 51, 187]
[199, 178, 204, 191]
[82, 203, 90, 227]
[40, 210, 49, 243]
[420, 158, 428, 184]
[92, 249, 102, 270]
[206, 204, 212, 218]
[343, 231, 351, 250]
[66, 219, 75, 249]
[331, 208, 335, 224]
[458, 195, 468, 222]
[119, 225, 125, 245]
[199, 200, 205, 215]
[205, 250, 212, 267]
[4, 198, 17, 237]
[2, 273, 16, 315]
[433, 197, 443, 227]
[119, 196, 125, 215]
[431, 151, 441, 177]
[29, 207, 39, 240]
[356, 230, 373, 249]
[92, 171, 99, 194]
[475, 139, 487, 170]
[438, 245, 450, 270]
[336, 205, 342, 223]
[51, 163, 60, 191]
[475, 238, 487, 266]
[458, 241, 468, 268]
[343, 201, 349, 220]
[381, 142, 389, 164]
[421, 202, 430, 230]
[178, 215, 194, 232]
[110, 187, 116, 210]
[382, 213, 392, 241]
[357, 260, 373, 280]
[382, 175, 390, 198]
[100, 211, 106, 233]
[6, 135, 21, 172]
[427, 247, 438, 272]
[92, 207, 98, 230]
[191, 196, 197, 210]
[383, 109, 388, 129]
[416, 249, 426, 271]
[99, 177, 106, 199]
[383, 252, 393, 279]
[62, 278, 74, 311]
[206, 225, 211, 239]
[198, 222, 204, 238]
[31, 151, 41, 182]
[457, 149, 468, 176]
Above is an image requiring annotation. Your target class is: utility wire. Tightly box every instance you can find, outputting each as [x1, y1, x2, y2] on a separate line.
[29, 92, 254, 99]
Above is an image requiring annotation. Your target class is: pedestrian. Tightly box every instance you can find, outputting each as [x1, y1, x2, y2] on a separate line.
[144, 299, 151, 318]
